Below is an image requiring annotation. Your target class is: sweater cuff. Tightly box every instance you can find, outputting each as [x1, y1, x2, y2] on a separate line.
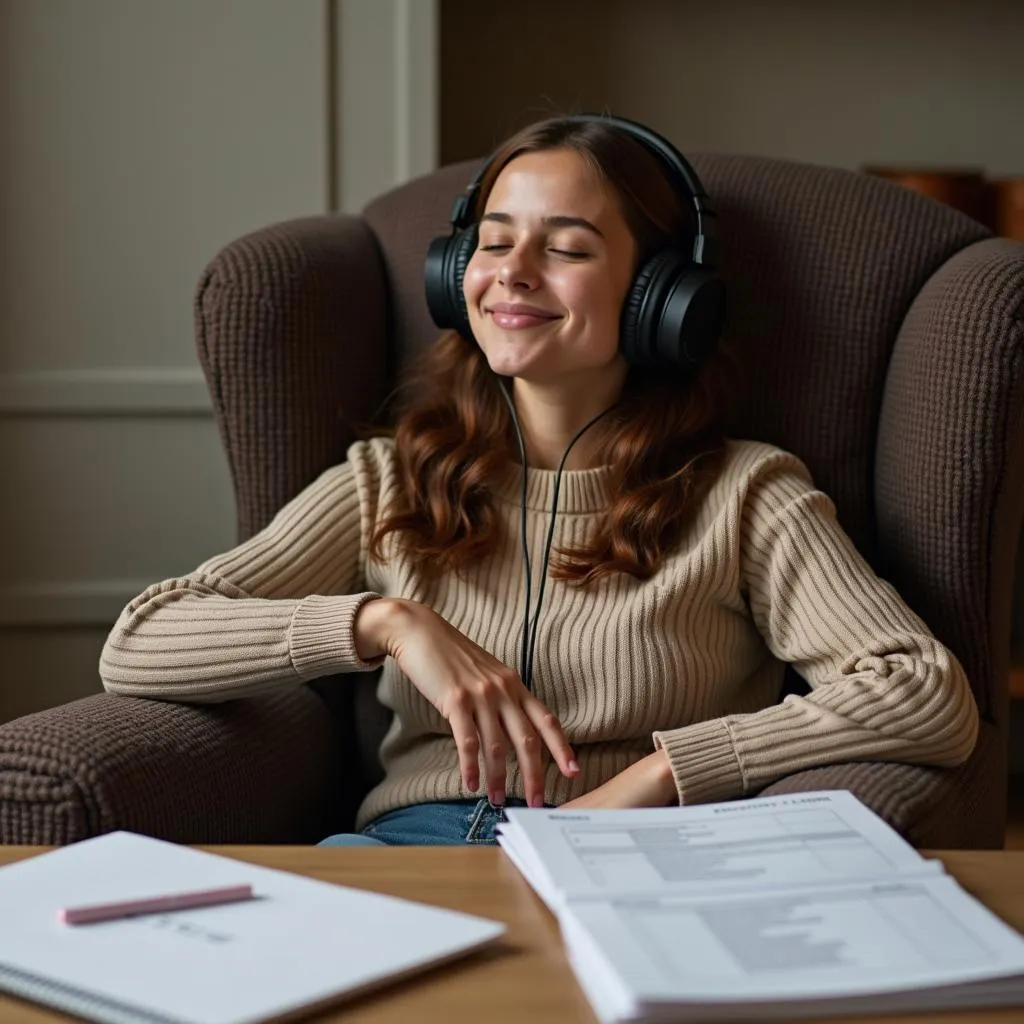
[652, 718, 746, 805]
[288, 593, 386, 680]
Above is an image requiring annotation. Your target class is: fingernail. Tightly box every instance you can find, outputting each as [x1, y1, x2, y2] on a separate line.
[567, 759, 580, 773]
[529, 794, 543, 808]
[489, 790, 505, 808]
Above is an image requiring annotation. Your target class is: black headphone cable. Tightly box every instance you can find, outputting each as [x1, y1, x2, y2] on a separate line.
[496, 380, 617, 691]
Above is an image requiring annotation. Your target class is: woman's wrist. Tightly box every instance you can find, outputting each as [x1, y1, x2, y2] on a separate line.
[650, 748, 679, 805]
[353, 597, 407, 661]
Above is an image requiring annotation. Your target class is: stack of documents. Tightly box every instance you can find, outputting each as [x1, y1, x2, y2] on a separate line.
[497, 790, 1024, 1022]
[0, 831, 505, 1024]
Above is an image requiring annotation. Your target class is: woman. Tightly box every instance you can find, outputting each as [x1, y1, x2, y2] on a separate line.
[99, 115, 978, 847]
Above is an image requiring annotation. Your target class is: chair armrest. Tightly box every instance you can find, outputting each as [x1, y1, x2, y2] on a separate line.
[871, 237, 1024, 850]
[758, 721, 1005, 849]
[195, 213, 390, 539]
[877, 237, 1024, 721]
[0, 687, 343, 845]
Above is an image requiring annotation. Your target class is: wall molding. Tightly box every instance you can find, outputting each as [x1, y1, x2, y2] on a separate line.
[0, 368, 211, 416]
[0, 580, 152, 627]
[334, 0, 438, 213]
[393, 0, 438, 184]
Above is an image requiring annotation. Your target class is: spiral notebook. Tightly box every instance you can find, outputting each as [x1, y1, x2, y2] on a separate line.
[0, 831, 505, 1024]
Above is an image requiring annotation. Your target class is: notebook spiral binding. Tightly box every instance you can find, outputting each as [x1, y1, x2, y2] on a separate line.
[0, 964, 177, 1024]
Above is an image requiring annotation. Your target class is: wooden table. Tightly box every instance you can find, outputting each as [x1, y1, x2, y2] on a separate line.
[1, 846, 1023, 1022]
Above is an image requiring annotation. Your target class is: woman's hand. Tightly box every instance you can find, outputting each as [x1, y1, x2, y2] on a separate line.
[355, 598, 579, 807]
[560, 750, 678, 810]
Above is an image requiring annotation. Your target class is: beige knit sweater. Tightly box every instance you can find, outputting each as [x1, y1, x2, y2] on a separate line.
[99, 437, 978, 830]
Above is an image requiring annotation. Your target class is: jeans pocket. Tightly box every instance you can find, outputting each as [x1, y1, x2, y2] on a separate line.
[464, 799, 504, 845]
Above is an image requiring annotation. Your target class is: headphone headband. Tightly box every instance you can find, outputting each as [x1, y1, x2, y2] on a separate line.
[448, 113, 719, 269]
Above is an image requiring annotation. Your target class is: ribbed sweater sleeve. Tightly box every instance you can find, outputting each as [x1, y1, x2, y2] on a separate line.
[99, 449, 385, 702]
[652, 450, 979, 805]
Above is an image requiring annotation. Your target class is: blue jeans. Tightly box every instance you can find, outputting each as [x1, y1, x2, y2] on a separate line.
[317, 798, 533, 847]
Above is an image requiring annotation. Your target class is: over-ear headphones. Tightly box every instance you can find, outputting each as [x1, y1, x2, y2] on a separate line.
[424, 113, 726, 372]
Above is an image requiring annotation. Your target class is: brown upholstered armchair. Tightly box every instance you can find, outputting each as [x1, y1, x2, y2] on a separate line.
[2, 155, 1022, 848]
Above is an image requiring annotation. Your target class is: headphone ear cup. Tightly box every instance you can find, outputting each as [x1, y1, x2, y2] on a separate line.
[449, 225, 477, 339]
[619, 250, 678, 368]
[424, 225, 478, 339]
[663, 267, 726, 369]
[620, 250, 725, 370]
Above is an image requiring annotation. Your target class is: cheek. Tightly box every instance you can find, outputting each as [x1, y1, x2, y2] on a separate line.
[462, 261, 489, 309]
[564, 271, 628, 325]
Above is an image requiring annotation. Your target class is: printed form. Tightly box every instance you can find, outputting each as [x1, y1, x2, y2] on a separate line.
[565, 877, 1024, 998]
[498, 790, 940, 902]
[499, 792, 1024, 1021]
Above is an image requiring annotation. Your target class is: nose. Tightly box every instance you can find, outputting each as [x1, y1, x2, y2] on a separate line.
[496, 244, 539, 291]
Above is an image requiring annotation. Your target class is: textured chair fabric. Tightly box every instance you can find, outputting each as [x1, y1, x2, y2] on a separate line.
[0, 688, 341, 845]
[195, 215, 391, 540]
[1, 154, 1021, 847]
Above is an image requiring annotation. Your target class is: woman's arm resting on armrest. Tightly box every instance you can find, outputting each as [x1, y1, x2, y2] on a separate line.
[100, 449, 391, 702]
[651, 451, 979, 805]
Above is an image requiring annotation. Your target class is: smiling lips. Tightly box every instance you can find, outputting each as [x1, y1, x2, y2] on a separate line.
[487, 302, 561, 330]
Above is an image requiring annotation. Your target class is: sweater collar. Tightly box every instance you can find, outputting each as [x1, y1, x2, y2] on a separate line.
[493, 461, 612, 513]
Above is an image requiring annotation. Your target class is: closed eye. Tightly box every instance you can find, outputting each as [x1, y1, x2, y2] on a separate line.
[477, 244, 590, 259]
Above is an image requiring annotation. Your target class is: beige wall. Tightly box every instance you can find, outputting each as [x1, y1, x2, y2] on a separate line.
[0, 0, 325, 724]
[0, 0, 438, 725]
[337, 0, 438, 212]
[441, 0, 1024, 175]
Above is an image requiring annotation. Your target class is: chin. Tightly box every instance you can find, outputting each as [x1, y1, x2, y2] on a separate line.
[478, 342, 535, 379]
[486, 359, 532, 380]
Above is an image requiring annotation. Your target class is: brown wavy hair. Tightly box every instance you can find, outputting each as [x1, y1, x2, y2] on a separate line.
[370, 116, 741, 585]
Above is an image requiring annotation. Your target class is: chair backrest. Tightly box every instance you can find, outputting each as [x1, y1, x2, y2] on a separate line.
[362, 153, 1024, 754]
[363, 154, 987, 556]
[199, 150, 1024, 841]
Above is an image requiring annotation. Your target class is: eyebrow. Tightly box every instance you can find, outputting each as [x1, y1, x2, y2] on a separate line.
[480, 212, 605, 238]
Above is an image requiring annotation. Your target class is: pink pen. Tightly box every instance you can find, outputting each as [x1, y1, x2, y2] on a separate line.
[58, 884, 255, 925]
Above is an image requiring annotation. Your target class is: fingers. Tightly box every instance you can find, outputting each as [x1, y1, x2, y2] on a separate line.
[523, 696, 579, 780]
[481, 680, 577, 808]
[446, 695, 481, 794]
[431, 641, 577, 806]
[473, 699, 509, 806]
[441, 681, 514, 801]
[499, 706, 547, 808]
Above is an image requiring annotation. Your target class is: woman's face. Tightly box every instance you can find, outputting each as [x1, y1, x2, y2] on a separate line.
[463, 148, 637, 387]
